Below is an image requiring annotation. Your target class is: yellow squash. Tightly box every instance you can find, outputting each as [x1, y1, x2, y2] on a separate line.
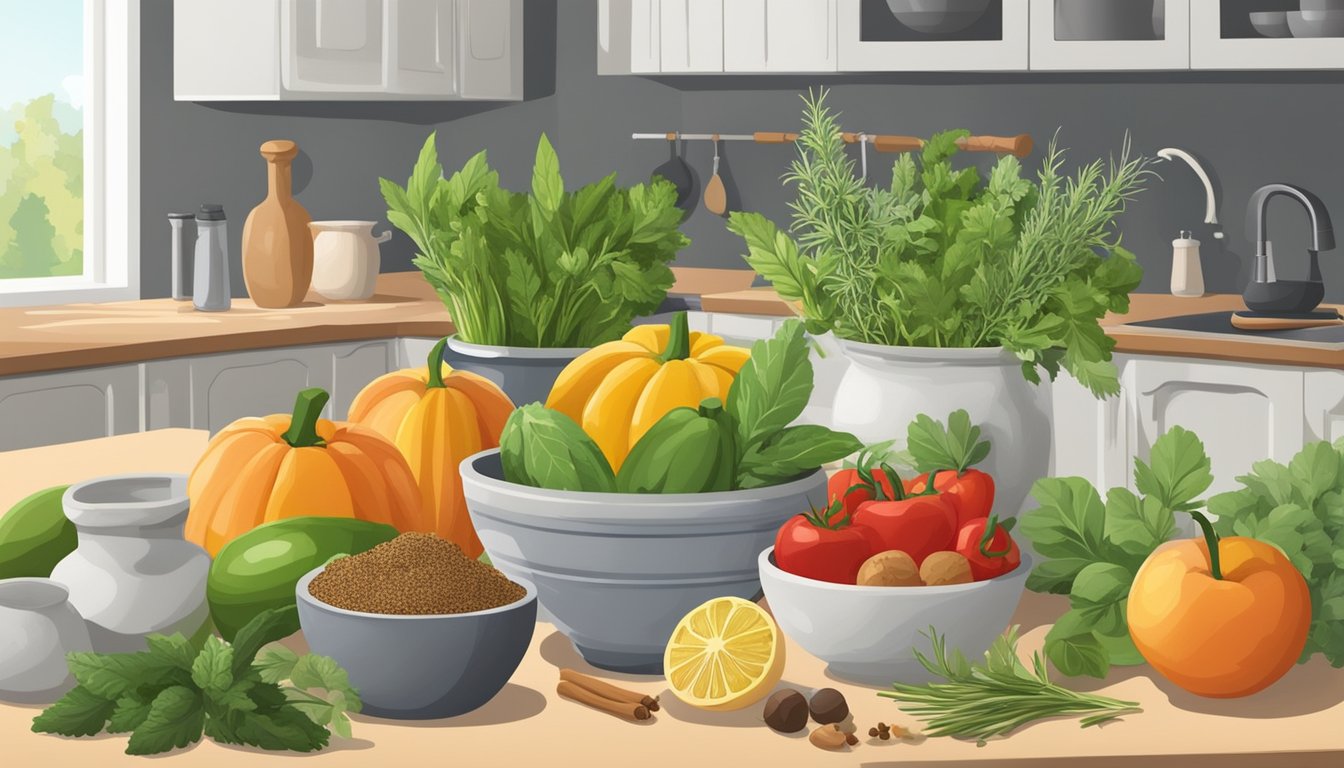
[546, 311, 750, 472]
[347, 338, 515, 558]
[186, 387, 422, 557]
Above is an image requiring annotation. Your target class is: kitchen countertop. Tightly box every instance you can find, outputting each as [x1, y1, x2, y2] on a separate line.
[3, 430, 1342, 768]
[3, 269, 1343, 376]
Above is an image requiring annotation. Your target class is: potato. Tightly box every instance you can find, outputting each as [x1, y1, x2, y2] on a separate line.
[856, 550, 922, 586]
[920, 551, 973, 586]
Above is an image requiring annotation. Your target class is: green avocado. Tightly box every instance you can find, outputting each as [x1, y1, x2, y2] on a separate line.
[0, 485, 76, 579]
[207, 516, 400, 641]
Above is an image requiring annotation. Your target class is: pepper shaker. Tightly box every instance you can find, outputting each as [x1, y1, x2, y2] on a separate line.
[193, 204, 231, 312]
[167, 213, 193, 301]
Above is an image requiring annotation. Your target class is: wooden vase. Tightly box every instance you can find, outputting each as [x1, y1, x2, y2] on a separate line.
[242, 140, 313, 308]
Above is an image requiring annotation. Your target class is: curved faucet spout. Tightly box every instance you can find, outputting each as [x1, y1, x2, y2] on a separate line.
[1247, 183, 1336, 253]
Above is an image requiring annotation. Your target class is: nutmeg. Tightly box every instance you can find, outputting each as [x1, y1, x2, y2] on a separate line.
[808, 687, 849, 725]
[762, 688, 808, 733]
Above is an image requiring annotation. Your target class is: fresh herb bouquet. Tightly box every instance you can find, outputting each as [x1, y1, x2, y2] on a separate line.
[729, 90, 1157, 396]
[382, 133, 689, 348]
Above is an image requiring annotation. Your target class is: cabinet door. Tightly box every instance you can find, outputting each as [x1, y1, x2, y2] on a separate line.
[187, 348, 333, 435]
[0, 366, 140, 451]
[387, 0, 457, 96]
[1305, 369, 1344, 444]
[726, 0, 837, 73]
[174, 0, 281, 100]
[1029, 0, 1189, 71]
[837, 0, 1028, 72]
[630, 0, 662, 73]
[1192, 0, 1344, 70]
[329, 341, 394, 420]
[659, 0, 723, 72]
[1128, 357, 1304, 497]
[457, 0, 522, 99]
[282, 0, 385, 92]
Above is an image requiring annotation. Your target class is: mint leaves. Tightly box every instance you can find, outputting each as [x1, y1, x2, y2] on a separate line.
[32, 607, 360, 755]
[728, 320, 861, 489]
[1208, 438, 1344, 666]
[1021, 426, 1210, 678]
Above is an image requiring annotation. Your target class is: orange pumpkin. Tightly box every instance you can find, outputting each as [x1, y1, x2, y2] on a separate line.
[347, 338, 515, 558]
[1127, 535, 1311, 698]
[186, 387, 422, 556]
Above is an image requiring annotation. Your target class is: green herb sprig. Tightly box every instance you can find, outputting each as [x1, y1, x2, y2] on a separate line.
[729, 88, 1156, 397]
[381, 133, 688, 348]
[880, 626, 1142, 744]
[32, 608, 360, 755]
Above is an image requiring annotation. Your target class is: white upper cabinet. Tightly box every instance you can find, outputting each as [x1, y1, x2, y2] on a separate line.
[837, 0, 1028, 71]
[1029, 0, 1189, 71]
[726, 0, 838, 73]
[660, 0, 725, 73]
[174, 0, 522, 100]
[1191, 0, 1344, 70]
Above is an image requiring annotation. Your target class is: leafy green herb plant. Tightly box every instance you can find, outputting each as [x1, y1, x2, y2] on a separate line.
[382, 133, 689, 347]
[32, 607, 359, 755]
[879, 626, 1142, 744]
[730, 89, 1156, 397]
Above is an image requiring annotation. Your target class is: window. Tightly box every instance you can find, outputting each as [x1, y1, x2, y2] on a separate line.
[0, 0, 138, 307]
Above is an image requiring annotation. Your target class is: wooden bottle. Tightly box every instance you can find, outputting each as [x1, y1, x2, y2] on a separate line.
[242, 140, 313, 308]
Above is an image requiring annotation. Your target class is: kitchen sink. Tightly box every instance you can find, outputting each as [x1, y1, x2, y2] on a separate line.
[1126, 311, 1344, 344]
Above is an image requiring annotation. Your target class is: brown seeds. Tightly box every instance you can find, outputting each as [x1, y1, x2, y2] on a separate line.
[308, 532, 525, 614]
[845, 733, 859, 746]
[919, 550, 974, 586]
[856, 550, 922, 586]
[762, 689, 809, 733]
[808, 687, 849, 724]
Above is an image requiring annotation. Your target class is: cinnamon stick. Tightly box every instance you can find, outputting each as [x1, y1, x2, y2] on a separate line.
[557, 680, 650, 721]
[560, 668, 660, 712]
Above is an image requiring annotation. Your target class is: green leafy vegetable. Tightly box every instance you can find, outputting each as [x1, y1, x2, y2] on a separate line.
[729, 89, 1155, 397]
[1020, 427, 1210, 676]
[879, 626, 1142, 743]
[32, 608, 358, 755]
[382, 133, 688, 347]
[904, 409, 991, 473]
[499, 403, 617, 492]
[1208, 437, 1344, 666]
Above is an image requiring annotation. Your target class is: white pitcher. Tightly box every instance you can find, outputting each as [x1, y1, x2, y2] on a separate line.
[0, 578, 92, 703]
[309, 221, 391, 301]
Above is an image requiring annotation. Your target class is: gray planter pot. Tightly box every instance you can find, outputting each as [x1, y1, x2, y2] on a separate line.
[444, 336, 587, 407]
[460, 449, 827, 674]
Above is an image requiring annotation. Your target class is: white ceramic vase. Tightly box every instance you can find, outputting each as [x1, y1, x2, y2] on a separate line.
[309, 220, 391, 301]
[830, 342, 1051, 518]
[51, 474, 211, 652]
[0, 578, 92, 703]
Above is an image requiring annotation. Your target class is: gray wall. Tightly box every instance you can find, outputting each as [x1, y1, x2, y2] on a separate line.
[142, 0, 1344, 301]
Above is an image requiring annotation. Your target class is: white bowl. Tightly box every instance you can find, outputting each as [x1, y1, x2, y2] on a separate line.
[1288, 9, 1344, 37]
[759, 547, 1031, 686]
[1250, 11, 1291, 38]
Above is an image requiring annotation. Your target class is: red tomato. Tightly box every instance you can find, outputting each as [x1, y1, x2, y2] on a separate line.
[955, 514, 1021, 581]
[907, 468, 995, 527]
[850, 493, 957, 567]
[828, 466, 900, 516]
[774, 504, 883, 584]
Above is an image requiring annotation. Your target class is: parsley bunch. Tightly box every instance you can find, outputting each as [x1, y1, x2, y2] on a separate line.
[31, 607, 360, 755]
[730, 89, 1156, 397]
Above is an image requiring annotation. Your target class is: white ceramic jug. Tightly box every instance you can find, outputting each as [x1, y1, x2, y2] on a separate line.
[0, 578, 92, 703]
[309, 220, 391, 301]
[51, 474, 211, 653]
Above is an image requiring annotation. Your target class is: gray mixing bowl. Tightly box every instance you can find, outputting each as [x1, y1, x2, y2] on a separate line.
[295, 567, 536, 719]
[461, 449, 826, 674]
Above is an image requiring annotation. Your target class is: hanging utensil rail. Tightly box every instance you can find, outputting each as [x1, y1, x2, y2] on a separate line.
[631, 131, 1033, 157]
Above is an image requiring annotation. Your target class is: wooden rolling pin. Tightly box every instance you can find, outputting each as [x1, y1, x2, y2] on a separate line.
[752, 131, 1033, 158]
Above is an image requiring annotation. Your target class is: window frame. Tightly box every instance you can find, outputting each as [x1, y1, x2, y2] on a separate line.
[0, 0, 140, 308]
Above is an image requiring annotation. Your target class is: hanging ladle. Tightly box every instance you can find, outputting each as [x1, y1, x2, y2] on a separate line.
[704, 134, 727, 215]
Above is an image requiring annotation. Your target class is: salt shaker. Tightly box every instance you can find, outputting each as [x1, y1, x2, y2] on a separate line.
[167, 213, 193, 301]
[193, 204, 231, 312]
[1170, 230, 1204, 298]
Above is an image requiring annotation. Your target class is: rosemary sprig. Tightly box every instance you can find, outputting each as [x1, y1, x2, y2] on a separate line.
[879, 626, 1142, 744]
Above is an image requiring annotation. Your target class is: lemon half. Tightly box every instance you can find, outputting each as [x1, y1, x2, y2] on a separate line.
[663, 596, 785, 711]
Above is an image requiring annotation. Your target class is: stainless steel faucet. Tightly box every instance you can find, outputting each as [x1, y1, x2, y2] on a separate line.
[1247, 183, 1335, 284]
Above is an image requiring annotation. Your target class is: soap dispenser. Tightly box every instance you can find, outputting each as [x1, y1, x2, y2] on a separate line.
[1170, 231, 1204, 297]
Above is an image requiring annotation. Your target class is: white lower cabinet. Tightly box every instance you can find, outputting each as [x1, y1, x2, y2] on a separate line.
[0, 366, 141, 451]
[1053, 354, 1312, 500]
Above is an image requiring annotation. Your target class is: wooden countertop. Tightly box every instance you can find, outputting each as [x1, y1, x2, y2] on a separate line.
[0, 269, 756, 377]
[4, 267, 1344, 377]
[3, 430, 1342, 767]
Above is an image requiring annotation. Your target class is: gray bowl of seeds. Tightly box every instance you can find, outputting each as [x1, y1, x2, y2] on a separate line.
[295, 533, 537, 720]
